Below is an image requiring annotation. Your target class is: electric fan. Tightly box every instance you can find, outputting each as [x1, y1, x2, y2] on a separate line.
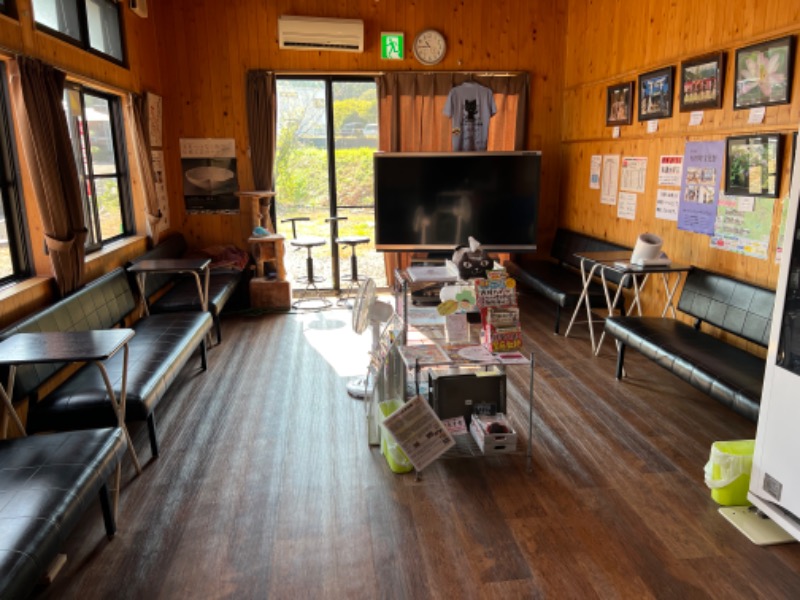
[347, 278, 394, 398]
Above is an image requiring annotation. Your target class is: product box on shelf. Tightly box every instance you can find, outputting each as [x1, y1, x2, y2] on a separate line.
[481, 306, 522, 352]
[469, 413, 517, 455]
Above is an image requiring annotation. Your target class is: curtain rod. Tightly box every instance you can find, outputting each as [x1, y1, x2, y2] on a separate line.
[275, 70, 526, 77]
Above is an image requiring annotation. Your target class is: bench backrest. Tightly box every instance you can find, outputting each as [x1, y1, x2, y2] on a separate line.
[127, 233, 188, 298]
[550, 228, 632, 285]
[0, 268, 136, 399]
[678, 268, 774, 347]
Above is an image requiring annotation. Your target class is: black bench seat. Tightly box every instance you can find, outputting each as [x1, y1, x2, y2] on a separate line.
[605, 268, 774, 421]
[507, 228, 632, 333]
[0, 428, 126, 599]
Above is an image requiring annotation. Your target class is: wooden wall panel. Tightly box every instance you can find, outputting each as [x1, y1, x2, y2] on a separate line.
[153, 0, 567, 253]
[561, 0, 800, 320]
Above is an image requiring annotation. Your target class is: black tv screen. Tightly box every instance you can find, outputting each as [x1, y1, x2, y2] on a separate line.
[373, 151, 540, 252]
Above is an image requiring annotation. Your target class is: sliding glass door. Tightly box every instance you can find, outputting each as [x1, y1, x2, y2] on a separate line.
[275, 76, 386, 291]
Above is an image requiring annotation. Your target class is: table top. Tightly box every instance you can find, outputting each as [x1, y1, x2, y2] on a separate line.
[0, 329, 135, 365]
[127, 257, 211, 273]
[575, 251, 692, 274]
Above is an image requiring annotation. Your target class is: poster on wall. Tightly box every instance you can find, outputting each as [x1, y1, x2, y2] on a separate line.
[180, 138, 239, 213]
[589, 155, 602, 189]
[620, 157, 647, 193]
[146, 92, 163, 148]
[710, 194, 773, 260]
[617, 191, 637, 220]
[601, 155, 620, 205]
[658, 155, 684, 186]
[656, 189, 680, 221]
[151, 150, 170, 232]
[677, 141, 725, 235]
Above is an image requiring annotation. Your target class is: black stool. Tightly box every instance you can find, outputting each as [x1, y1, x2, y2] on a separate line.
[281, 216, 331, 309]
[327, 216, 370, 307]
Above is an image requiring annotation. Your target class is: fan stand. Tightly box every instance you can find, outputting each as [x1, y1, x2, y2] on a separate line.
[347, 319, 383, 399]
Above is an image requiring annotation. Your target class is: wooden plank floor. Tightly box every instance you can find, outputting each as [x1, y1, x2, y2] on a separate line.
[34, 291, 800, 599]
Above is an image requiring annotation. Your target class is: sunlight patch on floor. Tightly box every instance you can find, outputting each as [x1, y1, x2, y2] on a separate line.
[299, 308, 372, 378]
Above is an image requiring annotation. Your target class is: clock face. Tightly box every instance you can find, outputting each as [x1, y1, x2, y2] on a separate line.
[413, 29, 446, 66]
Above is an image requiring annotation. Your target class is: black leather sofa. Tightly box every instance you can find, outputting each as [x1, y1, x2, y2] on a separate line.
[127, 233, 246, 344]
[0, 428, 126, 599]
[604, 268, 775, 421]
[1, 267, 213, 459]
[506, 228, 632, 333]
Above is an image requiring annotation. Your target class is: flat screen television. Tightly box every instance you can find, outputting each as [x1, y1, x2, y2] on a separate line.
[373, 151, 541, 252]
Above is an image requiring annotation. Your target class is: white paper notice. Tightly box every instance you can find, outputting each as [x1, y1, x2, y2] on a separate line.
[617, 191, 637, 220]
[656, 189, 680, 221]
[748, 106, 766, 124]
[658, 155, 684, 186]
[737, 196, 755, 212]
[380, 395, 455, 471]
[601, 155, 620, 205]
[612, 126, 620, 139]
[647, 120, 659, 133]
[689, 111, 704, 126]
[620, 156, 648, 193]
[589, 155, 602, 189]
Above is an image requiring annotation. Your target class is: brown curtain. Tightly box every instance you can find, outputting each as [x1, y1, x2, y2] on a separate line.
[377, 72, 529, 282]
[246, 71, 277, 231]
[11, 57, 87, 296]
[131, 93, 164, 243]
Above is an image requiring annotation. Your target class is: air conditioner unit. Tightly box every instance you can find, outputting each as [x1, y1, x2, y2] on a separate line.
[278, 16, 364, 53]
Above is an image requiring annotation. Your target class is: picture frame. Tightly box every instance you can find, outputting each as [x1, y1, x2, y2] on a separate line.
[725, 134, 783, 198]
[638, 66, 675, 121]
[606, 81, 634, 126]
[680, 52, 725, 112]
[734, 35, 795, 109]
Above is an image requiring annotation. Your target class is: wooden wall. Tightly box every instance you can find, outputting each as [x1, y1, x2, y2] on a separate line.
[561, 0, 800, 309]
[152, 0, 567, 252]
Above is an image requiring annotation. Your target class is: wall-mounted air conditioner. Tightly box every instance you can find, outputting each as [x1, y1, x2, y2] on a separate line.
[278, 16, 364, 53]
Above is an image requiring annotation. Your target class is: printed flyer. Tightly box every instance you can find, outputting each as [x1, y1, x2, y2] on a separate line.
[678, 141, 725, 235]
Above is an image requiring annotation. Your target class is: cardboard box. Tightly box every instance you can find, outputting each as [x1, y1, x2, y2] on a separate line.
[250, 277, 291, 310]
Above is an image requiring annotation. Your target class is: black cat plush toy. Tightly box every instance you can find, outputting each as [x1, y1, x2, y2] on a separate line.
[452, 237, 492, 280]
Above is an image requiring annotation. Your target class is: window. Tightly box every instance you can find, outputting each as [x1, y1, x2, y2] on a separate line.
[32, 0, 125, 64]
[0, 64, 31, 284]
[0, 1, 17, 18]
[63, 85, 133, 251]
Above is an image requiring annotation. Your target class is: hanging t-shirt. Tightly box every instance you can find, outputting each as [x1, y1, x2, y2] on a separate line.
[443, 82, 497, 151]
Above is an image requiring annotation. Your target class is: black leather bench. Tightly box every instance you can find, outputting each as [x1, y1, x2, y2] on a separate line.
[1, 267, 213, 459]
[127, 233, 246, 344]
[507, 228, 632, 333]
[0, 427, 126, 599]
[604, 268, 774, 421]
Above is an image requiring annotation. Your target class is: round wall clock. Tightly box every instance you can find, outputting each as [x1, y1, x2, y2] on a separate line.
[413, 29, 447, 66]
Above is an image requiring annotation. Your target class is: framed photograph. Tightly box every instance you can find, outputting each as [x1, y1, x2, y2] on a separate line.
[606, 82, 634, 126]
[680, 52, 725, 111]
[734, 35, 795, 109]
[638, 66, 675, 121]
[725, 134, 783, 198]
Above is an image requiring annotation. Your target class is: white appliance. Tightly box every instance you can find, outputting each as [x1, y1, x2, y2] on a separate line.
[278, 16, 364, 53]
[748, 124, 800, 542]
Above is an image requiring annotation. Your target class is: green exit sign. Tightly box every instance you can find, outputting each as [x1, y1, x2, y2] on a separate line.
[381, 32, 404, 60]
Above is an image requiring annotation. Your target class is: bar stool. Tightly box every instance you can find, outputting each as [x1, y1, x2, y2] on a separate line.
[281, 216, 331, 310]
[327, 216, 370, 307]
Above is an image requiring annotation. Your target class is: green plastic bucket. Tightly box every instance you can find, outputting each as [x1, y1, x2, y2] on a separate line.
[704, 440, 755, 506]
[379, 400, 413, 474]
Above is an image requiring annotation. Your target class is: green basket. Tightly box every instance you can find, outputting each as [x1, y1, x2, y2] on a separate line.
[379, 400, 413, 474]
[704, 440, 755, 506]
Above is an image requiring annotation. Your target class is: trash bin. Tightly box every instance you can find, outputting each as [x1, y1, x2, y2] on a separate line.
[379, 399, 413, 474]
[704, 440, 755, 506]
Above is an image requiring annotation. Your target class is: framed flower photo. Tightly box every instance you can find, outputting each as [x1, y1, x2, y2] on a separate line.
[680, 52, 725, 112]
[734, 36, 795, 109]
[606, 82, 634, 126]
[725, 133, 783, 198]
[638, 66, 674, 121]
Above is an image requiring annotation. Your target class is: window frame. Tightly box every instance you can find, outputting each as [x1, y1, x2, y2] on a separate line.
[0, 62, 32, 286]
[33, 0, 127, 67]
[64, 83, 134, 253]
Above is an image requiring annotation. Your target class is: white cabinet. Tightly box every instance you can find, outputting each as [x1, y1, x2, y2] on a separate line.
[749, 126, 800, 541]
